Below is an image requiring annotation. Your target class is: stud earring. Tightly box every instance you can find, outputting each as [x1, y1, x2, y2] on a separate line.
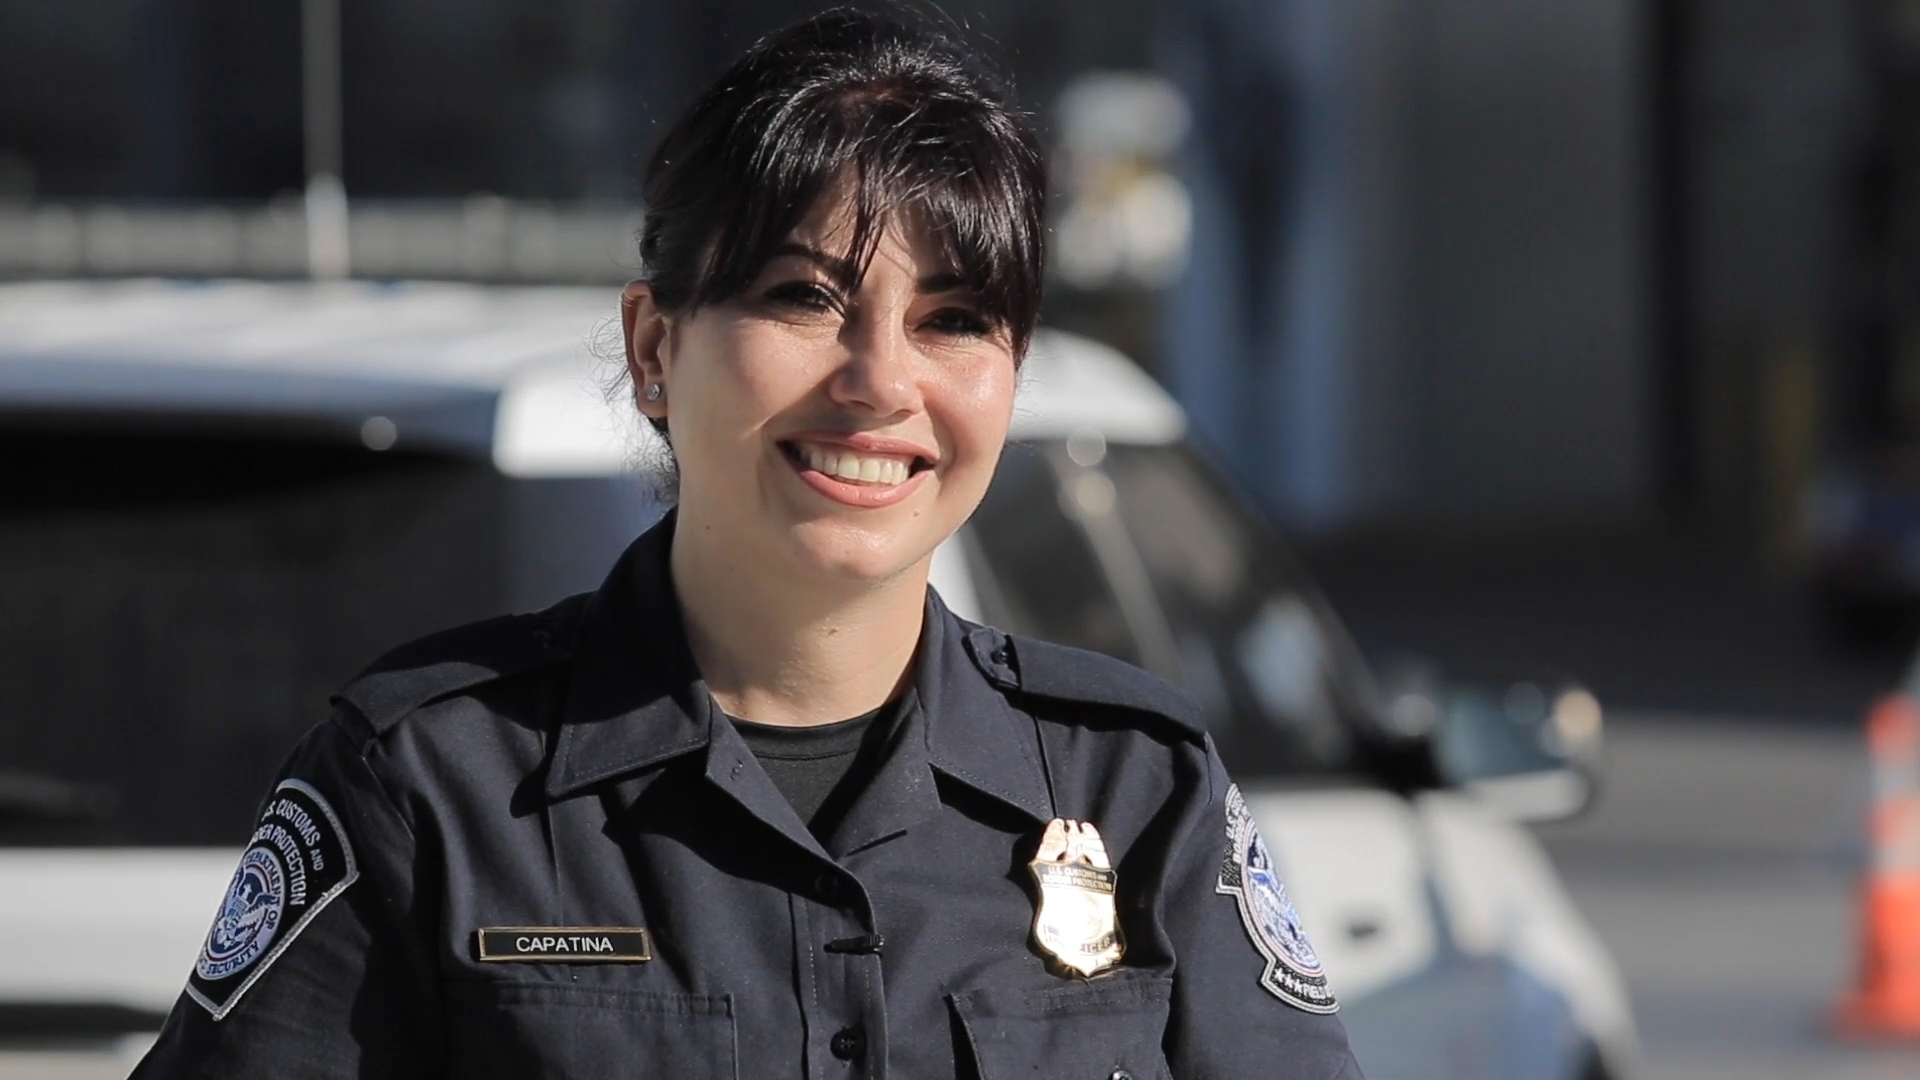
[645, 383, 663, 402]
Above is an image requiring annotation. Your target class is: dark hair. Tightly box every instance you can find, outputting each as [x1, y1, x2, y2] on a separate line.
[637, 8, 1047, 355]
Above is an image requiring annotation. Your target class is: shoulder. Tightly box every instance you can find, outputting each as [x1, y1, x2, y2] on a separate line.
[959, 621, 1205, 745]
[329, 593, 587, 739]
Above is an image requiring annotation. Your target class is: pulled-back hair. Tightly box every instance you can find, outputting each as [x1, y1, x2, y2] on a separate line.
[637, 8, 1047, 355]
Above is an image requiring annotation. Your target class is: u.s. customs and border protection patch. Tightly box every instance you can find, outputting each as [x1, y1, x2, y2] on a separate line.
[187, 778, 358, 1020]
[1217, 783, 1338, 1013]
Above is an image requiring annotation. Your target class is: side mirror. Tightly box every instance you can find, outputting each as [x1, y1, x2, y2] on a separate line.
[1428, 678, 1605, 822]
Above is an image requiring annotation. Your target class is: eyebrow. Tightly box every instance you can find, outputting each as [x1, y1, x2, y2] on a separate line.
[773, 242, 969, 295]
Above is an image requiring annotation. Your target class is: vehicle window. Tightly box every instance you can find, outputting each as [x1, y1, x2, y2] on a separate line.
[0, 415, 516, 847]
[964, 444, 1145, 668]
[1097, 442, 1364, 776]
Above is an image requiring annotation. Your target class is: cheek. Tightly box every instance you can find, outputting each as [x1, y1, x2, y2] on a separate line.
[679, 321, 820, 434]
[937, 358, 1017, 461]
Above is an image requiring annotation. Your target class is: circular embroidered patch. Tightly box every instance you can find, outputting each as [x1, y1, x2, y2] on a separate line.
[197, 847, 286, 981]
[1216, 783, 1338, 1013]
[187, 778, 359, 1021]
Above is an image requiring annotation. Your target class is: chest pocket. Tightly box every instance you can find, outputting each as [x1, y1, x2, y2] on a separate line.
[445, 981, 735, 1080]
[950, 971, 1173, 1080]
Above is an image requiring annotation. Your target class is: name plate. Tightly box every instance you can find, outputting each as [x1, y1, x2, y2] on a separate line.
[477, 927, 653, 963]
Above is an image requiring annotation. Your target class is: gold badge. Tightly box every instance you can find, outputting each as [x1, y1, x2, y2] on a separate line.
[1028, 818, 1124, 977]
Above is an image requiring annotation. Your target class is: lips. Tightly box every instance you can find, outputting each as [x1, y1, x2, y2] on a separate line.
[778, 433, 937, 508]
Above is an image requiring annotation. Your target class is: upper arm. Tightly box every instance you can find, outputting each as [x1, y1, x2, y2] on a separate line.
[131, 714, 441, 1080]
[1160, 743, 1366, 1079]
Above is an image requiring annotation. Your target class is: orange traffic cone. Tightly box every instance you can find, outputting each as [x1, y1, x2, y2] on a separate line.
[1836, 693, 1920, 1038]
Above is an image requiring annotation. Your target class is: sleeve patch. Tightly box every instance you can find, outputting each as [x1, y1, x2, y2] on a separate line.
[1216, 783, 1338, 1014]
[186, 778, 359, 1020]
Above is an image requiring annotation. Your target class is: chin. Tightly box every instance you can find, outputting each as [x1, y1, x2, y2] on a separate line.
[781, 514, 940, 587]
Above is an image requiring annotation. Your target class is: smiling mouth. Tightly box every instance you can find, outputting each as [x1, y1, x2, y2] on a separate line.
[781, 440, 936, 487]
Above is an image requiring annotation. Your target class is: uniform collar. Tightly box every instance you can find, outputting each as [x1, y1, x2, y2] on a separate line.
[543, 513, 1056, 830]
[544, 514, 709, 800]
[821, 591, 1057, 856]
[913, 590, 1055, 825]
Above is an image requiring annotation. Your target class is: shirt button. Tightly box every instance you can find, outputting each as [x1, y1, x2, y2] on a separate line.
[1109, 1071, 1133, 1080]
[814, 872, 842, 904]
[830, 1026, 866, 1061]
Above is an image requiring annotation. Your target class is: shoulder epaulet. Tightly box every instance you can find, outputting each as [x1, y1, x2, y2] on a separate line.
[961, 624, 1205, 742]
[330, 594, 586, 735]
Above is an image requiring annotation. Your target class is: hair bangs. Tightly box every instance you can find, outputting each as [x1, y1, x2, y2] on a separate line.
[695, 87, 1042, 352]
[639, 10, 1046, 356]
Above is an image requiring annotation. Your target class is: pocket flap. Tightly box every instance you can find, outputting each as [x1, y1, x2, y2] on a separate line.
[445, 981, 735, 1079]
[950, 971, 1172, 1079]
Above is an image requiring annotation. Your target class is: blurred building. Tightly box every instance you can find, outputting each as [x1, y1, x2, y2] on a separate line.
[1162, 0, 1646, 531]
[0, 0, 1163, 201]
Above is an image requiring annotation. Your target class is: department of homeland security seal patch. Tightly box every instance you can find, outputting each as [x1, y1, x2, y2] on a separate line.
[196, 847, 284, 981]
[1216, 783, 1337, 1013]
[187, 778, 358, 1020]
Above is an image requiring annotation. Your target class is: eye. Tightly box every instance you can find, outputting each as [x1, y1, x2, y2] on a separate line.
[762, 280, 839, 313]
[924, 306, 995, 337]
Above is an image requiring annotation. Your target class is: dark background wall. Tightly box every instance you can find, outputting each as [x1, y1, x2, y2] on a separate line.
[0, 0, 1164, 202]
[1162, 0, 1645, 529]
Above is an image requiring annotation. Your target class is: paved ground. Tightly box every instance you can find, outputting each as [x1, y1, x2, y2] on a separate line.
[1538, 713, 1920, 1079]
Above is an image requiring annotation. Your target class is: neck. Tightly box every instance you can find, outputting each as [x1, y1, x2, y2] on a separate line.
[669, 515, 926, 728]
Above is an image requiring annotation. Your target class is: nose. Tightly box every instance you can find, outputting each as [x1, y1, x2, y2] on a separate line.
[829, 313, 921, 417]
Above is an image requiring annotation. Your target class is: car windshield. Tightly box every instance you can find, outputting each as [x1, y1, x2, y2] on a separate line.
[1103, 442, 1370, 772]
[0, 414, 515, 847]
[967, 440, 1370, 777]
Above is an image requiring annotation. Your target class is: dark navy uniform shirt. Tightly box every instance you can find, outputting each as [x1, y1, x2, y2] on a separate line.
[132, 519, 1365, 1079]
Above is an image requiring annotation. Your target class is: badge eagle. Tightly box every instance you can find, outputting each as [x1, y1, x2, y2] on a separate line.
[1028, 818, 1124, 977]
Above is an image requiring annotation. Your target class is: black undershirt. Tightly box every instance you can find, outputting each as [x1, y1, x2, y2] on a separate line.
[729, 690, 913, 840]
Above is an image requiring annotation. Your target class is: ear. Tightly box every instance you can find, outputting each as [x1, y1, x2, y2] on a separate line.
[621, 280, 671, 419]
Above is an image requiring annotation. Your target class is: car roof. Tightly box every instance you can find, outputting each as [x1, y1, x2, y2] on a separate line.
[0, 278, 1184, 475]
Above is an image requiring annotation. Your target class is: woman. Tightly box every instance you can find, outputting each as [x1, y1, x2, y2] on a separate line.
[133, 10, 1363, 1079]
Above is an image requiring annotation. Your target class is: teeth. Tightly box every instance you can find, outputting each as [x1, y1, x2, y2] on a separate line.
[797, 443, 912, 486]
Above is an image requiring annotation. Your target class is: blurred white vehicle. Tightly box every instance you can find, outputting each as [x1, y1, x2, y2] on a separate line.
[0, 280, 1635, 1079]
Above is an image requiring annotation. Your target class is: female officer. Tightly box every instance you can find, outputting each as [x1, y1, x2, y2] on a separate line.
[134, 9, 1363, 1079]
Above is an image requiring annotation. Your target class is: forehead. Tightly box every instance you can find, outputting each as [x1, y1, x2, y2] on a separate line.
[779, 180, 956, 277]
